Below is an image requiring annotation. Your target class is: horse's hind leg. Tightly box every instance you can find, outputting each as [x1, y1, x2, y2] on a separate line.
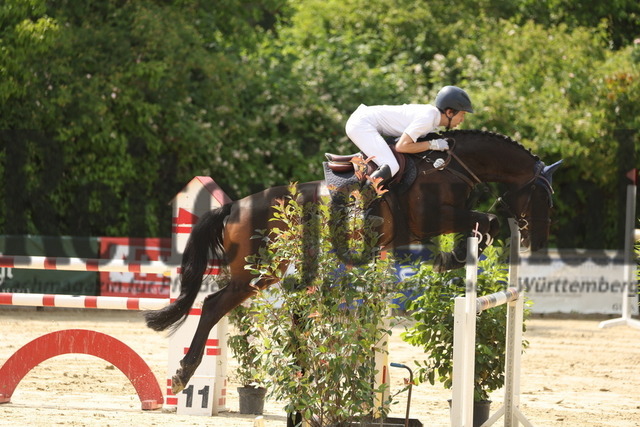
[171, 283, 255, 394]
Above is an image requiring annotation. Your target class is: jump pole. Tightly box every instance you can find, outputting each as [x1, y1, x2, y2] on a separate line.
[450, 219, 533, 427]
[0, 292, 168, 311]
[599, 175, 640, 330]
[0, 256, 176, 274]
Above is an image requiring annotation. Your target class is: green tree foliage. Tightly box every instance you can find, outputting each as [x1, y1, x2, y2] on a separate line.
[0, 0, 314, 236]
[1, 1, 249, 235]
[0, 0, 638, 247]
[513, 0, 640, 48]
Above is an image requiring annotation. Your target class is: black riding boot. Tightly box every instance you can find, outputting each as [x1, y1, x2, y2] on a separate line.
[366, 164, 392, 192]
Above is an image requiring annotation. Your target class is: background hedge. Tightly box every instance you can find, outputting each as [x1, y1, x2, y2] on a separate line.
[1, 0, 638, 248]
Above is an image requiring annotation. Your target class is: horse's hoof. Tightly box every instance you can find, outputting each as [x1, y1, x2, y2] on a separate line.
[171, 373, 186, 394]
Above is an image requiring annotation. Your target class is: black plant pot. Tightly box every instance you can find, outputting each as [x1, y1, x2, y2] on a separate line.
[448, 399, 491, 427]
[237, 386, 267, 415]
[472, 400, 491, 427]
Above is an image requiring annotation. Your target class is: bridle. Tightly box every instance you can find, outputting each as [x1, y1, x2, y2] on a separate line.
[496, 161, 554, 233]
[415, 140, 553, 233]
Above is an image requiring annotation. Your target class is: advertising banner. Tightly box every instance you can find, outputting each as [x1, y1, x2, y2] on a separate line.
[394, 245, 638, 315]
[0, 235, 99, 295]
[519, 249, 639, 314]
[99, 237, 171, 298]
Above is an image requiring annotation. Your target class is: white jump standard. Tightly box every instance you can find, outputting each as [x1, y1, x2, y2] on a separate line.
[450, 219, 533, 427]
[598, 181, 640, 330]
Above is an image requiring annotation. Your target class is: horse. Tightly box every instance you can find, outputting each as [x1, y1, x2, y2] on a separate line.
[145, 129, 561, 394]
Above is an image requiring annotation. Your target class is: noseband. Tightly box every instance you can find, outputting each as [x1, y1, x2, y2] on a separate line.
[497, 161, 553, 232]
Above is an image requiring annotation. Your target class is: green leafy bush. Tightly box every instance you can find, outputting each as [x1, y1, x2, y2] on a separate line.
[401, 235, 529, 402]
[243, 183, 400, 426]
[228, 302, 269, 388]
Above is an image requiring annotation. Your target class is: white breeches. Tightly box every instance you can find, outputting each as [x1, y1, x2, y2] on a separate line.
[345, 107, 400, 176]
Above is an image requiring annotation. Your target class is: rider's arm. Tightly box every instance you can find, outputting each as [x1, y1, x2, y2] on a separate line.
[395, 133, 435, 153]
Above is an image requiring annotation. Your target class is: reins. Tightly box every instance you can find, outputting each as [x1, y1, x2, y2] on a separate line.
[414, 138, 479, 188]
[449, 151, 482, 187]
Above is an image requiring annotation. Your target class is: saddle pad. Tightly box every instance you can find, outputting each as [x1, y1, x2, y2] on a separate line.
[323, 162, 361, 204]
[392, 157, 416, 195]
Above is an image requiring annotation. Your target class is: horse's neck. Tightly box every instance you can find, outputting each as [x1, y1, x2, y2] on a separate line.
[453, 134, 536, 184]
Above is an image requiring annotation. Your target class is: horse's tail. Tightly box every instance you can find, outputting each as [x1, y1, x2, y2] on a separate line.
[145, 202, 232, 333]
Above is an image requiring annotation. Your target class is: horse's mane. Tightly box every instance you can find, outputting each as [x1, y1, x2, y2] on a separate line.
[441, 129, 540, 162]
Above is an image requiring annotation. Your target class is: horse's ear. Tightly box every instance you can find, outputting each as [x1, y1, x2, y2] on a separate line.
[543, 160, 563, 179]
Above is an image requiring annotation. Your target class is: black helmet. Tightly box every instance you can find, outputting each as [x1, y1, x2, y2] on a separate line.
[435, 86, 474, 113]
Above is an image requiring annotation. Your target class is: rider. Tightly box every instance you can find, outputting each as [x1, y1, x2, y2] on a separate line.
[345, 85, 474, 186]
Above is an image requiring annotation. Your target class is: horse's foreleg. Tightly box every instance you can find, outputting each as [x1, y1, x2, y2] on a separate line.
[433, 210, 499, 272]
[172, 283, 255, 394]
[475, 212, 500, 253]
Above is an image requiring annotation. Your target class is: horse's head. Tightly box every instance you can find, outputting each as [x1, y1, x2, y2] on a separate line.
[502, 160, 562, 251]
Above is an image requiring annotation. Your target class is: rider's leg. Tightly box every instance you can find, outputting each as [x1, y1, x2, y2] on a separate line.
[345, 110, 400, 178]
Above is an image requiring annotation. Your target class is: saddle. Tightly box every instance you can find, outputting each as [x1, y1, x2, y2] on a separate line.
[325, 144, 410, 181]
[322, 144, 417, 203]
[326, 145, 414, 182]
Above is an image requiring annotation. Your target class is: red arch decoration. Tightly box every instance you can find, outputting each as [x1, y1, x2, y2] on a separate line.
[0, 329, 163, 410]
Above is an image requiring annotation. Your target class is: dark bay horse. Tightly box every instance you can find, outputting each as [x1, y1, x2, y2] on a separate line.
[145, 129, 561, 393]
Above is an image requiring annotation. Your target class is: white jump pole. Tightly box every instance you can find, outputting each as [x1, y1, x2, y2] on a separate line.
[599, 182, 640, 330]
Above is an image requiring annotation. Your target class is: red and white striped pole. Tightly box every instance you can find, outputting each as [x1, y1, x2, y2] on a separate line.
[0, 255, 221, 276]
[0, 255, 175, 274]
[0, 292, 168, 311]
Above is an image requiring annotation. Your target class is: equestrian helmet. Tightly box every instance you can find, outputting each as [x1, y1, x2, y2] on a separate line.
[435, 86, 474, 113]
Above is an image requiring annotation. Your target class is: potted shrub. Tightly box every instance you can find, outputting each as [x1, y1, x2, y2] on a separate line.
[244, 183, 403, 426]
[401, 236, 529, 427]
[228, 302, 268, 415]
